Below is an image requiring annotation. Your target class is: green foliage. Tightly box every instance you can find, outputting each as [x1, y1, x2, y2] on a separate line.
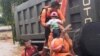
[0, 0, 28, 42]
[0, 17, 5, 25]
[0, 0, 3, 17]
[0, 6, 2, 13]
[1, 0, 12, 25]
[1, 0, 28, 25]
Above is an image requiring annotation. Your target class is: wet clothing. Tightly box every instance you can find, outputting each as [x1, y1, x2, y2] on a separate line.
[21, 46, 37, 56]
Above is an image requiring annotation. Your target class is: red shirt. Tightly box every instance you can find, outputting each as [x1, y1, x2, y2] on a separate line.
[21, 46, 36, 56]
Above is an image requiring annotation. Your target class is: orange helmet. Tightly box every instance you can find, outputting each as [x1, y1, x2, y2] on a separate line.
[50, 38, 63, 52]
[50, 38, 70, 53]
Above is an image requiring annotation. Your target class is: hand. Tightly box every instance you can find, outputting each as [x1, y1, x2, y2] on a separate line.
[62, 20, 65, 24]
[65, 24, 72, 30]
[63, 24, 72, 33]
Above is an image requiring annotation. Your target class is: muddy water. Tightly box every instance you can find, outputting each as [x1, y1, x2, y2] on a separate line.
[0, 39, 22, 56]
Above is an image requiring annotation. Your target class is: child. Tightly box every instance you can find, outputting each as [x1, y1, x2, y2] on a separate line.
[46, 11, 64, 38]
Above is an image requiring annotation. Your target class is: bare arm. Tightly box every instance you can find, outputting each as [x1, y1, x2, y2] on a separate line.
[40, 9, 47, 27]
[61, 24, 72, 47]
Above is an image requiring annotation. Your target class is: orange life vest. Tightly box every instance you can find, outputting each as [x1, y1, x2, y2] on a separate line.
[40, 6, 65, 27]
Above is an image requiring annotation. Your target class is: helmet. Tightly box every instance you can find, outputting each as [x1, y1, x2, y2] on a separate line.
[50, 38, 63, 52]
[50, 11, 58, 17]
[50, 38, 70, 53]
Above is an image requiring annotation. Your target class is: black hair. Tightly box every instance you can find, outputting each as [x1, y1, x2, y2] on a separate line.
[23, 39, 30, 42]
[51, 1, 60, 9]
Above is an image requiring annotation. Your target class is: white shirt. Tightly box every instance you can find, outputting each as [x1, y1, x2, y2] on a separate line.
[46, 18, 62, 29]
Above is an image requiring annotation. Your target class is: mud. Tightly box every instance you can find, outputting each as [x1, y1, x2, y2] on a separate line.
[0, 39, 22, 56]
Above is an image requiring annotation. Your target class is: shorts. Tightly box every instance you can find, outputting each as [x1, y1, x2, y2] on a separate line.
[53, 29, 61, 38]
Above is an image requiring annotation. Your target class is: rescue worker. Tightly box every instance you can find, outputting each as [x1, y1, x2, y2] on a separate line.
[50, 24, 75, 56]
[40, 1, 65, 56]
[21, 40, 39, 56]
[45, 11, 65, 56]
[40, 1, 65, 48]
[44, 11, 74, 56]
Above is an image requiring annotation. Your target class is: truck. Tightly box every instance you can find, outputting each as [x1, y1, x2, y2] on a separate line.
[14, 0, 100, 56]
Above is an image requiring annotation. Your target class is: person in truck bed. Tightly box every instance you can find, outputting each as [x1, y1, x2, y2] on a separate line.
[21, 40, 40, 56]
[40, 1, 65, 48]
[49, 24, 75, 56]
[40, 1, 65, 56]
